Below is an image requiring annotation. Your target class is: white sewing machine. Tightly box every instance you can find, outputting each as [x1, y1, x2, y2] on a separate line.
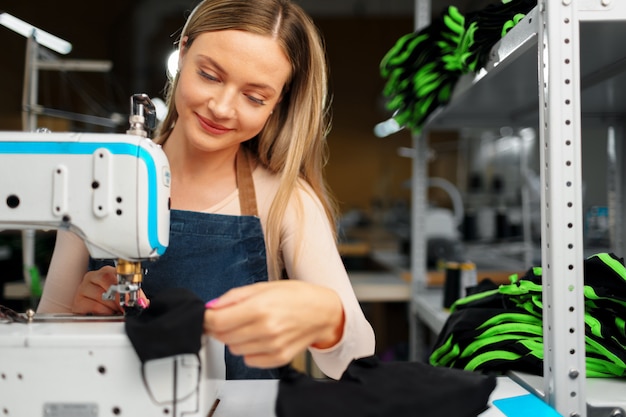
[0, 94, 170, 309]
[0, 95, 225, 416]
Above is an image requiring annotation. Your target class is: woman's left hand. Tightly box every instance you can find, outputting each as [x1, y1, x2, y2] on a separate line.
[203, 280, 345, 369]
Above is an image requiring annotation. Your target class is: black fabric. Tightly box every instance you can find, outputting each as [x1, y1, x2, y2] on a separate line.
[378, 0, 536, 135]
[125, 288, 205, 363]
[430, 253, 626, 378]
[276, 356, 497, 417]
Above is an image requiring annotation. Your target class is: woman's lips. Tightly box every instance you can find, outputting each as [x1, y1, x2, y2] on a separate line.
[197, 113, 233, 135]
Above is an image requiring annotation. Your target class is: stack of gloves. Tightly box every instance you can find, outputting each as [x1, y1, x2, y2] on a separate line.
[430, 253, 626, 378]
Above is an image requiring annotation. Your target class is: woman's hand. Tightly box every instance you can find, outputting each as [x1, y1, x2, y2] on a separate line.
[71, 266, 149, 315]
[204, 280, 345, 369]
[72, 266, 122, 315]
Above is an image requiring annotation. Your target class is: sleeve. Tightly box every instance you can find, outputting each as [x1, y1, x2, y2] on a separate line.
[281, 183, 376, 380]
[36, 230, 90, 313]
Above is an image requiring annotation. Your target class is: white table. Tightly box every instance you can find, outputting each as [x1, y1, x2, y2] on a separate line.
[349, 271, 410, 302]
[412, 287, 448, 335]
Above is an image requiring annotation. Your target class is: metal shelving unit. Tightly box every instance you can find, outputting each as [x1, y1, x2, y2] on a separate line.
[410, 2, 626, 416]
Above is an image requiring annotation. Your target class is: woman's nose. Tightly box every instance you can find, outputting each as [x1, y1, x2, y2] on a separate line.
[208, 88, 236, 119]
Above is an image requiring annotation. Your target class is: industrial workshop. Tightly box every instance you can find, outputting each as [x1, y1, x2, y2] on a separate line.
[1, 0, 626, 416]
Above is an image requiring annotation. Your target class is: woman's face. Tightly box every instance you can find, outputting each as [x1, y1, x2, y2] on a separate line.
[172, 29, 291, 154]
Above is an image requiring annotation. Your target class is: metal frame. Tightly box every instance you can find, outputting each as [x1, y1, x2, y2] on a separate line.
[409, 1, 626, 416]
[538, 1, 587, 414]
[608, 125, 626, 258]
[22, 36, 116, 132]
[408, 0, 431, 363]
[17, 34, 116, 297]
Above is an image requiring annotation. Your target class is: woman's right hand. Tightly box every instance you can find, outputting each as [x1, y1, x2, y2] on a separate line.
[71, 266, 124, 315]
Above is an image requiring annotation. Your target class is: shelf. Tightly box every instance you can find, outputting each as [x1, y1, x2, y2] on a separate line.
[509, 372, 626, 414]
[424, 6, 626, 130]
[408, 3, 626, 416]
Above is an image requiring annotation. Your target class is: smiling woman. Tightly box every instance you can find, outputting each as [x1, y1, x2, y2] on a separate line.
[168, 29, 290, 160]
[38, 0, 375, 381]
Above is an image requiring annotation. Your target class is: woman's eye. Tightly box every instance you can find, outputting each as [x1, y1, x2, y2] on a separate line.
[199, 70, 219, 82]
[247, 95, 266, 105]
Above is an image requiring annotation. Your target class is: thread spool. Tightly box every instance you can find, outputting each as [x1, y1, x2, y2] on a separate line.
[443, 262, 460, 309]
[443, 261, 477, 309]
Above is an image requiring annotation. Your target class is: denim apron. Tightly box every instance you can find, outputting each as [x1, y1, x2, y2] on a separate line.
[91, 149, 279, 379]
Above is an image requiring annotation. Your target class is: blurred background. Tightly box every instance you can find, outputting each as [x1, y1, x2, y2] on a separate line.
[1, 1, 611, 359]
[0, 0, 497, 213]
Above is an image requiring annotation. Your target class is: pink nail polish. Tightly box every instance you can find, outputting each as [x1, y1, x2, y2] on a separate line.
[205, 298, 219, 309]
[137, 298, 148, 309]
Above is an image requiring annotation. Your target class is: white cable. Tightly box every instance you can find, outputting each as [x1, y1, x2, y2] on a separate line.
[427, 177, 465, 227]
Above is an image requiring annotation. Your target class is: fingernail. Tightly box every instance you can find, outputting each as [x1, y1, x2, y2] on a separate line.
[137, 298, 148, 309]
[205, 298, 219, 309]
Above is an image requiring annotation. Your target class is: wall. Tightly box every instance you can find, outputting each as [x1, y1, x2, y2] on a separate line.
[317, 17, 414, 214]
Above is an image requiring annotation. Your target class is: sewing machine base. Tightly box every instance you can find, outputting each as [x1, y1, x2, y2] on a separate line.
[0, 317, 225, 416]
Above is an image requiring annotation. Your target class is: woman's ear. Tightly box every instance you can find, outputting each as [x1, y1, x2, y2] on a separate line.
[178, 36, 189, 70]
[179, 35, 189, 50]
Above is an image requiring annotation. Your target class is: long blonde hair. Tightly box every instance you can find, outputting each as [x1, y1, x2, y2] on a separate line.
[156, 0, 336, 279]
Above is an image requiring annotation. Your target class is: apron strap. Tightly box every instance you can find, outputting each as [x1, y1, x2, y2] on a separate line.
[236, 147, 259, 217]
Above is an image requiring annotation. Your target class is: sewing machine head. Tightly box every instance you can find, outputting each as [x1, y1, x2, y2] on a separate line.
[0, 94, 170, 311]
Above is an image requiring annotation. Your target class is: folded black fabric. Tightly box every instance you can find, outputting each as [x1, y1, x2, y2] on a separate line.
[125, 288, 205, 363]
[276, 356, 496, 417]
[430, 253, 626, 377]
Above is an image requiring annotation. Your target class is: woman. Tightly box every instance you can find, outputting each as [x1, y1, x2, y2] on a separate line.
[37, 0, 375, 380]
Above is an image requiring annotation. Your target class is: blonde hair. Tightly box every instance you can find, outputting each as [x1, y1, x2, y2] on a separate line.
[156, 0, 336, 280]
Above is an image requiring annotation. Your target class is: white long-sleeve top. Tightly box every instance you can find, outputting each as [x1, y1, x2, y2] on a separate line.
[37, 164, 376, 380]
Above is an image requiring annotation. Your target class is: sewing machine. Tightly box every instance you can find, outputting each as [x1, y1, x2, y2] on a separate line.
[0, 94, 169, 309]
[0, 95, 225, 416]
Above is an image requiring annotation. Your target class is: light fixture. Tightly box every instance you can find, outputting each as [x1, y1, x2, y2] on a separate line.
[0, 12, 72, 54]
[167, 50, 178, 79]
[151, 97, 168, 122]
[373, 116, 404, 138]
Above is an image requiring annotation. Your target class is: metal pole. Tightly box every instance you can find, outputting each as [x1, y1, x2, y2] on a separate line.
[538, 1, 587, 414]
[408, 0, 431, 362]
[20, 35, 40, 293]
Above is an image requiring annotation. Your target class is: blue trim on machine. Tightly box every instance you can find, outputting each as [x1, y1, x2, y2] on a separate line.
[0, 140, 167, 255]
